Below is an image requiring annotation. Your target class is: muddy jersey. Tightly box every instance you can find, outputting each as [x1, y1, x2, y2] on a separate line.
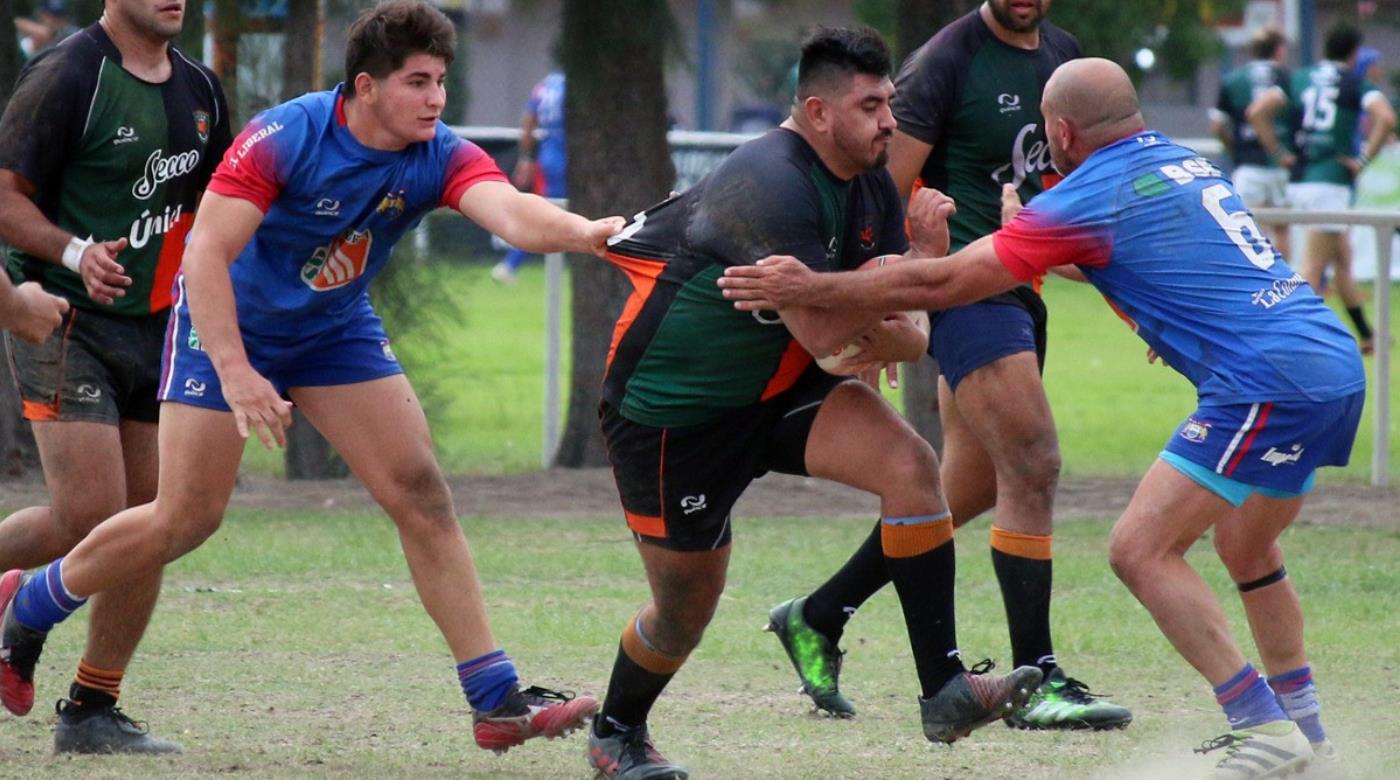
[1286, 61, 1386, 185]
[603, 128, 907, 427]
[0, 23, 231, 314]
[1214, 60, 1292, 168]
[892, 10, 1080, 251]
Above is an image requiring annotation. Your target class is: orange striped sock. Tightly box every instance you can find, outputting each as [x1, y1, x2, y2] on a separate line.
[73, 659, 123, 701]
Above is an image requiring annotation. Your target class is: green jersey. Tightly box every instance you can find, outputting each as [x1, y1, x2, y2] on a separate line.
[0, 24, 232, 314]
[1287, 60, 1386, 185]
[1213, 60, 1292, 168]
[891, 10, 1081, 251]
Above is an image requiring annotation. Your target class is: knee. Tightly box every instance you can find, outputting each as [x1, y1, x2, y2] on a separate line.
[1213, 531, 1283, 583]
[1003, 434, 1061, 500]
[649, 575, 725, 655]
[153, 502, 224, 560]
[880, 436, 944, 502]
[380, 465, 457, 536]
[1107, 525, 1151, 589]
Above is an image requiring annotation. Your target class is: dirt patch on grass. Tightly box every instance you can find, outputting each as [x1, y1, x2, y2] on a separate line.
[4, 470, 1394, 529]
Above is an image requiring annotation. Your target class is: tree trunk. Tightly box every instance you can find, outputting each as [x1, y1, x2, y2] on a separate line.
[895, 1, 959, 451]
[553, 0, 675, 468]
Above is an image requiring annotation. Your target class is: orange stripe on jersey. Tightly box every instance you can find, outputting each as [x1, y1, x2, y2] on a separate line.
[149, 210, 194, 312]
[759, 339, 813, 401]
[604, 250, 666, 369]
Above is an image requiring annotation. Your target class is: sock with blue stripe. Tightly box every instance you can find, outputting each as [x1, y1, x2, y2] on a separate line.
[12, 558, 87, 633]
[458, 649, 518, 713]
[1269, 666, 1325, 743]
[1214, 664, 1287, 730]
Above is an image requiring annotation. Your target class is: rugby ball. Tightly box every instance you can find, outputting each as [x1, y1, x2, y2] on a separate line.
[814, 255, 930, 376]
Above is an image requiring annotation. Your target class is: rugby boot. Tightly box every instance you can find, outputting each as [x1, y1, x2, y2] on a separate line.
[1196, 720, 1313, 779]
[1005, 667, 1133, 730]
[1302, 739, 1345, 780]
[1, 569, 48, 716]
[586, 717, 689, 780]
[764, 596, 855, 717]
[920, 660, 1042, 744]
[472, 684, 599, 753]
[54, 698, 183, 754]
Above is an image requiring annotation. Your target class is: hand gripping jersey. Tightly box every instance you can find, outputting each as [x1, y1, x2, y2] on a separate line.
[994, 131, 1365, 406]
[205, 88, 506, 340]
[1286, 61, 1387, 185]
[602, 128, 907, 427]
[1213, 60, 1292, 169]
[0, 24, 232, 314]
[892, 10, 1080, 251]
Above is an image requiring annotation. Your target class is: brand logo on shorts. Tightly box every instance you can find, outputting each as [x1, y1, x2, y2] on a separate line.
[193, 110, 211, 144]
[997, 93, 1022, 113]
[184, 378, 207, 397]
[1261, 444, 1304, 467]
[680, 494, 708, 515]
[300, 229, 373, 291]
[381, 340, 395, 361]
[114, 126, 139, 145]
[315, 198, 342, 217]
[1180, 418, 1211, 443]
[74, 384, 102, 403]
[187, 325, 204, 352]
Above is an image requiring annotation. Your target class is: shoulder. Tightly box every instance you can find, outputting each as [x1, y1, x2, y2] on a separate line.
[908, 13, 986, 74]
[1038, 21, 1081, 59]
[169, 46, 224, 96]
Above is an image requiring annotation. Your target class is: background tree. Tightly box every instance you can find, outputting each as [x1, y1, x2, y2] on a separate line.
[553, 0, 676, 467]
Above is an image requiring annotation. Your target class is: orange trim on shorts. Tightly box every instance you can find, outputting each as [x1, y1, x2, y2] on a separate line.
[74, 659, 124, 698]
[604, 250, 666, 369]
[990, 526, 1052, 561]
[621, 615, 687, 674]
[881, 517, 954, 559]
[21, 399, 60, 421]
[624, 509, 666, 539]
[759, 340, 814, 401]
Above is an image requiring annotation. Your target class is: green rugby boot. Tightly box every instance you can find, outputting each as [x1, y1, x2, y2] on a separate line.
[1005, 667, 1133, 730]
[764, 597, 854, 718]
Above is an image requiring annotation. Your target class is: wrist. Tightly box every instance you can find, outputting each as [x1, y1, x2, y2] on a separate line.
[61, 236, 92, 273]
[1357, 151, 1372, 168]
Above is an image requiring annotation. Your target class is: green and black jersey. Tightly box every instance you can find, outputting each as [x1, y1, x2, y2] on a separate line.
[1285, 61, 1387, 185]
[892, 10, 1080, 251]
[0, 23, 232, 314]
[603, 128, 907, 427]
[1213, 60, 1292, 168]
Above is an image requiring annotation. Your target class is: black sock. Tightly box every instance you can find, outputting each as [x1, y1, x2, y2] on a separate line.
[887, 538, 964, 698]
[596, 643, 675, 736]
[803, 520, 889, 642]
[66, 682, 116, 712]
[991, 547, 1056, 676]
[1346, 306, 1373, 340]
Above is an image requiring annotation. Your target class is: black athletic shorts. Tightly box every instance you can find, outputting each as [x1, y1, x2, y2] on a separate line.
[5, 306, 168, 424]
[601, 365, 850, 551]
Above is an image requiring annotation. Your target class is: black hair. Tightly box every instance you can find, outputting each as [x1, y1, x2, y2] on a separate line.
[1324, 23, 1362, 63]
[344, 0, 456, 97]
[796, 26, 892, 100]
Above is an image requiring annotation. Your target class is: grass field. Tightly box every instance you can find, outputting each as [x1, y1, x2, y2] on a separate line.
[3, 511, 1396, 778]
[241, 259, 1400, 483]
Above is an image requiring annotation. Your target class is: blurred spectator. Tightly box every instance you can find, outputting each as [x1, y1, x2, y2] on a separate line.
[492, 71, 566, 284]
[16, 0, 78, 62]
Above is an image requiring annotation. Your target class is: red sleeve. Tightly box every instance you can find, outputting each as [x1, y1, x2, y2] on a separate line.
[206, 120, 287, 213]
[440, 142, 509, 209]
[991, 209, 1112, 282]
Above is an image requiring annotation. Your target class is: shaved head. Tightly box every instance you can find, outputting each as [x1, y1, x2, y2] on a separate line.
[1041, 58, 1145, 174]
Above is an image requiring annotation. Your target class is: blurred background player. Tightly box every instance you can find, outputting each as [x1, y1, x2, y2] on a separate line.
[721, 57, 1363, 780]
[1251, 23, 1396, 354]
[587, 27, 1041, 780]
[0, 0, 618, 756]
[491, 69, 566, 284]
[765, 0, 1132, 733]
[15, 0, 78, 62]
[0, 0, 231, 754]
[1211, 26, 1293, 260]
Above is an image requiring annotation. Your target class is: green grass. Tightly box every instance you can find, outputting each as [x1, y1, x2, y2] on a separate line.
[6, 512, 1398, 778]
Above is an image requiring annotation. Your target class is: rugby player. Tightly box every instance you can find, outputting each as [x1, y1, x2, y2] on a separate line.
[0, 0, 231, 753]
[0, 0, 616, 755]
[586, 27, 1042, 780]
[722, 57, 1361, 779]
[765, 0, 1131, 732]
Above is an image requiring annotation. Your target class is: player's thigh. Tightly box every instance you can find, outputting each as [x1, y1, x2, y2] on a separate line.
[951, 351, 1059, 471]
[31, 420, 128, 534]
[288, 374, 449, 511]
[118, 420, 159, 506]
[801, 379, 941, 498]
[937, 375, 997, 524]
[1109, 458, 1228, 571]
[151, 401, 246, 522]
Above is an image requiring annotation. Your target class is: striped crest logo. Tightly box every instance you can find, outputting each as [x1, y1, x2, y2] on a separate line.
[193, 110, 210, 144]
[301, 229, 373, 291]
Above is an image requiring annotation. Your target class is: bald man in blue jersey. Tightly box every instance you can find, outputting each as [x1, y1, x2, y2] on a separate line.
[720, 58, 1359, 780]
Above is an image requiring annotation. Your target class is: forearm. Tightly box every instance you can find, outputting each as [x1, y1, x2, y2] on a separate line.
[0, 189, 75, 265]
[1361, 115, 1395, 162]
[493, 192, 593, 253]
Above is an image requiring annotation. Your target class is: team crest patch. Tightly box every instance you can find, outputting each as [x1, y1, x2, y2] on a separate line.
[1179, 418, 1210, 443]
[858, 222, 875, 251]
[301, 228, 373, 291]
[193, 110, 210, 144]
[376, 190, 407, 220]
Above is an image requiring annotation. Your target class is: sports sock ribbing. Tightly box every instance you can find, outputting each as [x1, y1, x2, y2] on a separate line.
[458, 649, 519, 712]
[989, 527, 1057, 676]
[13, 557, 86, 632]
[802, 519, 889, 643]
[882, 513, 964, 698]
[1215, 663, 1288, 730]
[69, 660, 123, 709]
[596, 612, 687, 735]
[1269, 666, 1326, 743]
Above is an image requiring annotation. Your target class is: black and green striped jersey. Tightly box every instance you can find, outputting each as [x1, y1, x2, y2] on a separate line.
[602, 128, 907, 427]
[1213, 60, 1291, 168]
[1286, 60, 1386, 185]
[0, 23, 231, 315]
[891, 10, 1080, 251]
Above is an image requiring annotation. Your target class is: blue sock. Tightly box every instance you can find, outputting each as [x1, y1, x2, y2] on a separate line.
[12, 558, 87, 633]
[1214, 664, 1287, 730]
[503, 249, 531, 272]
[1269, 666, 1325, 743]
[457, 649, 518, 712]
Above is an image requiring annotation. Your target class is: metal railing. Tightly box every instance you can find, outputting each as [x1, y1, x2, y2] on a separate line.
[1252, 207, 1400, 487]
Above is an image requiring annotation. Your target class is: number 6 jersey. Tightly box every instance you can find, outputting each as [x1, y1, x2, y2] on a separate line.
[992, 130, 1365, 405]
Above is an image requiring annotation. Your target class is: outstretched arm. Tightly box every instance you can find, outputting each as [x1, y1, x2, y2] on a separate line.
[456, 180, 623, 257]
